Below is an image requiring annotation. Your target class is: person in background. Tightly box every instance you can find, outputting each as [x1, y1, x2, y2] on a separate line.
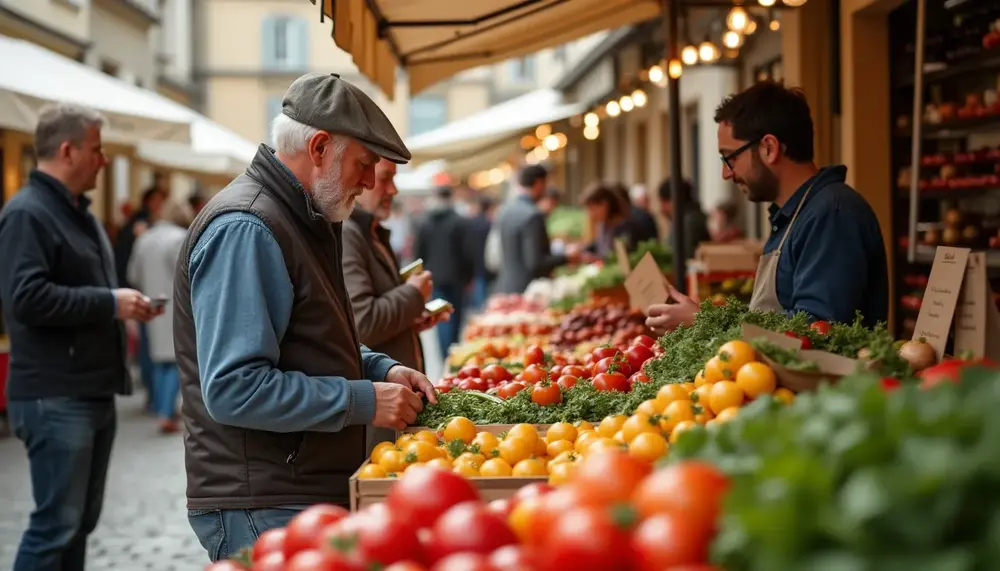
[537, 187, 561, 216]
[127, 200, 190, 434]
[494, 165, 581, 294]
[467, 197, 496, 311]
[619, 183, 660, 245]
[658, 177, 711, 264]
[413, 186, 474, 360]
[629, 183, 651, 211]
[383, 200, 413, 263]
[582, 182, 632, 257]
[0, 103, 161, 571]
[188, 192, 207, 218]
[709, 200, 745, 242]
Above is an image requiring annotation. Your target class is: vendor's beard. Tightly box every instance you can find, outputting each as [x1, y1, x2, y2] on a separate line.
[311, 167, 358, 223]
[739, 155, 780, 203]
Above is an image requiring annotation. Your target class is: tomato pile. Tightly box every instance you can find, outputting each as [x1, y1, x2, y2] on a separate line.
[206, 453, 729, 571]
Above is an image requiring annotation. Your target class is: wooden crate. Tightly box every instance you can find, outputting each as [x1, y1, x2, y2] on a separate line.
[402, 424, 552, 436]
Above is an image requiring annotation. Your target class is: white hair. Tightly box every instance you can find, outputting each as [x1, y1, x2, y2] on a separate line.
[629, 184, 648, 201]
[270, 113, 350, 157]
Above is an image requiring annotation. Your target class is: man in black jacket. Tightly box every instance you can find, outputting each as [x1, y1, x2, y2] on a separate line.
[0, 103, 161, 571]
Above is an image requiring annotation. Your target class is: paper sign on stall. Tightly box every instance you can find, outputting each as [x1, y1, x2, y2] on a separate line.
[624, 252, 669, 315]
[614, 238, 631, 274]
[953, 251, 1000, 360]
[911, 247, 970, 362]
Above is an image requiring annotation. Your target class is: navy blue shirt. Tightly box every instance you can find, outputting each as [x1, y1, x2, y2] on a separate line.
[765, 165, 888, 327]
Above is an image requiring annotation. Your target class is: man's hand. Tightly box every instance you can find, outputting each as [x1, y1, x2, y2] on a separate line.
[372, 383, 424, 430]
[406, 270, 433, 301]
[564, 242, 583, 264]
[385, 365, 438, 404]
[112, 289, 162, 322]
[645, 282, 698, 336]
[414, 308, 452, 332]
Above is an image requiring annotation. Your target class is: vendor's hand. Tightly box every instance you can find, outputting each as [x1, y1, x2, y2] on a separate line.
[113, 289, 161, 322]
[414, 308, 452, 332]
[385, 364, 438, 404]
[645, 282, 698, 336]
[406, 271, 433, 301]
[372, 383, 423, 430]
[564, 243, 583, 264]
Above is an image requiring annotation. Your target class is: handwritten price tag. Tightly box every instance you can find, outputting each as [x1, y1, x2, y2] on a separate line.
[912, 246, 970, 361]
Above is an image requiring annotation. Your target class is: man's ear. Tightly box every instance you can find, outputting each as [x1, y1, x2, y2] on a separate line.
[306, 131, 332, 167]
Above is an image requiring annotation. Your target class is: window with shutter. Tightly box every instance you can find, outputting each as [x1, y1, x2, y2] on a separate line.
[507, 56, 536, 84]
[262, 15, 310, 71]
[409, 95, 448, 136]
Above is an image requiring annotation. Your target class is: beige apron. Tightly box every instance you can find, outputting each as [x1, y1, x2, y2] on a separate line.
[748, 183, 814, 312]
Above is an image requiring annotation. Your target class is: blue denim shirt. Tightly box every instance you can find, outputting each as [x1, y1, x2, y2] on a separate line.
[765, 165, 889, 327]
[189, 211, 398, 433]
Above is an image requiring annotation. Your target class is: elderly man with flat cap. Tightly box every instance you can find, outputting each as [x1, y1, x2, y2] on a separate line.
[175, 73, 437, 561]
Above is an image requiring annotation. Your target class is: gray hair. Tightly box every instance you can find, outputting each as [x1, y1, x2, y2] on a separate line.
[271, 113, 348, 156]
[34, 103, 106, 160]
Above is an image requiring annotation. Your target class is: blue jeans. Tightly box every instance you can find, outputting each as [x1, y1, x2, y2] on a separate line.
[470, 275, 489, 311]
[138, 324, 154, 411]
[188, 506, 312, 562]
[152, 362, 179, 420]
[433, 284, 465, 361]
[8, 397, 116, 571]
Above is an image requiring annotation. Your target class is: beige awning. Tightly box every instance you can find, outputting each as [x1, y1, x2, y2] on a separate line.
[312, 0, 661, 97]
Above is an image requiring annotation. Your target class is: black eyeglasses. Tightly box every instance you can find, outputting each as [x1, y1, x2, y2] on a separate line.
[720, 136, 763, 171]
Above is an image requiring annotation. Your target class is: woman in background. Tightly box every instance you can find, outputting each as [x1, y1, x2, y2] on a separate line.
[581, 182, 632, 258]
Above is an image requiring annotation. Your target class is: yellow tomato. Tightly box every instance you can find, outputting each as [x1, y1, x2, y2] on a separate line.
[703, 356, 734, 383]
[548, 461, 577, 486]
[635, 399, 662, 417]
[411, 430, 440, 446]
[378, 450, 408, 473]
[404, 441, 438, 464]
[774, 387, 796, 405]
[691, 384, 713, 408]
[693, 369, 709, 387]
[425, 457, 453, 470]
[533, 437, 549, 457]
[715, 406, 740, 423]
[587, 437, 625, 455]
[456, 451, 486, 466]
[693, 403, 715, 424]
[453, 461, 481, 477]
[369, 442, 397, 465]
[574, 431, 602, 454]
[621, 413, 659, 443]
[547, 450, 578, 470]
[357, 463, 388, 479]
[597, 415, 628, 438]
[546, 439, 575, 458]
[679, 382, 697, 393]
[498, 437, 533, 465]
[443, 417, 477, 444]
[628, 432, 668, 463]
[709, 380, 745, 415]
[575, 420, 595, 432]
[659, 400, 696, 433]
[655, 384, 689, 408]
[670, 420, 697, 444]
[512, 457, 548, 477]
[735, 361, 777, 398]
[612, 430, 626, 443]
[717, 340, 757, 372]
[545, 422, 578, 444]
[506, 424, 539, 447]
[471, 432, 500, 457]
[479, 458, 513, 477]
[394, 434, 415, 449]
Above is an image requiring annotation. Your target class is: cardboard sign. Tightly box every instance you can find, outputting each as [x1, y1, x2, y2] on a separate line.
[614, 238, 631, 274]
[741, 323, 860, 393]
[624, 252, 670, 314]
[953, 252, 1000, 360]
[911, 246, 970, 361]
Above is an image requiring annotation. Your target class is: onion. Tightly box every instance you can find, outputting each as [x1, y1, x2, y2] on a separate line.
[898, 338, 937, 372]
[856, 347, 881, 371]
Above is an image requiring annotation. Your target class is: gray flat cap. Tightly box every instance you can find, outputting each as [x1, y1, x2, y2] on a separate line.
[282, 72, 411, 164]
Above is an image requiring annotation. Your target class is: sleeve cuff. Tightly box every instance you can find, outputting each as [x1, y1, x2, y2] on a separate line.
[109, 289, 119, 319]
[347, 380, 376, 426]
[367, 355, 400, 382]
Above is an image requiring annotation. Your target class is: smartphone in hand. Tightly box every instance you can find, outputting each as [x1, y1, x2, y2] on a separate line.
[425, 298, 453, 316]
[149, 296, 169, 310]
[399, 258, 424, 280]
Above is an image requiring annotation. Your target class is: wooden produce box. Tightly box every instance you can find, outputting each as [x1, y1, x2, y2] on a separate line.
[402, 423, 552, 435]
[589, 284, 630, 306]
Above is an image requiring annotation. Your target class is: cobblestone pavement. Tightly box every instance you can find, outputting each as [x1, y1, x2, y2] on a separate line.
[0, 396, 208, 571]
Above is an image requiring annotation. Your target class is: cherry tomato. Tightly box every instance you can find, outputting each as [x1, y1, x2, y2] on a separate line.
[556, 374, 578, 390]
[458, 365, 481, 379]
[548, 365, 563, 377]
[573, 449, 650, 505]
[497, 381, 528, 399]
[561, 365, 587, 378]
[386, 465, 481, 525]
[531, 382, 562, 406]
[458, 378, 488, 392]
[252, 528, 286, 563]
[253, 551, 286, 571]
[632, 461, 729, 535]
[808, 321, 831, 335]
[631, 512, 712, 571]
[521, 364, 549, 384]
[426, 502, 518, 562]
[591, 346, 621, 362]
[594, 356, 632, 377]
[384, 562, 429, 571]
[538, 505, 631, 571]
[880, 377, 901, 391]
[433, 382, 453, 394]
[481, 364, 512, 384]
[430, 553, 497, 571]
[286, 549, 363, 571]
[593, 372, 630, 392]
[524, 345, 546, 366]
[511, 482, 554, 507]
[783, 331, 812, 349]
[633, 335, 656, 348]
[284, 504, 349, 558]
[625, 344, 655, 373]
[486, 498, 513, 518]
[488, 545, 537, 571]
[629, 371, 650, 386]
[353, 512, 424, 566]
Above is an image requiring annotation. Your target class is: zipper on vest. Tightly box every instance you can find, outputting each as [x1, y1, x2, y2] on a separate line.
[286, 435, 304, 470]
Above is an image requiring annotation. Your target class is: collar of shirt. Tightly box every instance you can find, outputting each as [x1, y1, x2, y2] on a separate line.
[30, 170, 91, 213]
[265, 148, 326, 221]
[765, 165, 848, 233]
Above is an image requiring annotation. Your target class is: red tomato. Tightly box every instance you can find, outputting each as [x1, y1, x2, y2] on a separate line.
[548, 365, 563, 377]
[286, 549, 363, 571]
[918, 359, 981, 389]
[486, 498, 512, 518]
[573, 450, 650, 505]
[633, 335, 656, 348]
[430, 553, 498, 571]
[808, 321, 831, 335]
[594, 356, 632, 377]
[433, 382, 453, 394]
[284, 504, 349, 558]
[625, 344, 654, 373]
[783, 331, 812, 349]
[537, 505, 631, 571]
[497, 381, 528, 399]
[458, 378, 488, 392]
[629, 371, 650, 386]
[481, 364, 512, 384]
[511, 482, 554, 506]
[556, 375, 578, 390]
[524, 345, 546, 366]
[353, 513, 424, 567]
[384, 562, 429, 571]
[591, 347, 621, 362]
[386, 466, 481, 525]
[561, 365, 587, 378]
[593, 372, 630, 392]
[531, 382, 562, 406]
[632, 461, 729, 535]
[426, 502, 518, 562]
[488, 545, 537, 571]
[631, 512, 712, 571]
[252, 528, 286, 563]
[458, 365, 481, 379]
[521, 364, 549, 384]
[204, 562, 246, 571]
[880, 377, 901, 391]
[253, 551, 286, 571]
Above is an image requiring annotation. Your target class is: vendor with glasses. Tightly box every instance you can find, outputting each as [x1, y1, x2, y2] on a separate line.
[646, 81, 888, 335]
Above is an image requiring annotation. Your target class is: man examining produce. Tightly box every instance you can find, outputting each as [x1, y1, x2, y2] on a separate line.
[647, 81, 887, 334]
[173, 73, 437, 562]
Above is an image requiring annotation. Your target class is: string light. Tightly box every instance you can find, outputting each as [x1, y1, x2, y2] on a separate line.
[648, 65, 664, 84]
[668, 58, 683, 79]
[584, 112, 599, 127]
[758, 0, 776, 5]
[606, 100, 621, 117]
[543, 134, 560, 151]
[681, 45, 699, 66]
[631, 89, 647, 108]
[722, 31, 744, 49]
[488, 168, 505, 185]
[619, 95, 634, 112]
[725, 7, 749, 32]
[769, 19, 781, 30]
[583, 125, 600, 140]
[698, 41, 720, 63]
[744, 20, 757, 35]
[783, 0, 807, 6]
[535, 124, 552, 139]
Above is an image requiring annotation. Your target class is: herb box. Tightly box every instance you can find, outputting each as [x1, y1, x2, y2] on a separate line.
[402, 423, 552, 436]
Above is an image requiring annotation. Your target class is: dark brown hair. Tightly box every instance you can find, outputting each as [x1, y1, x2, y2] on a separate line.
[581, 182, 628, 220]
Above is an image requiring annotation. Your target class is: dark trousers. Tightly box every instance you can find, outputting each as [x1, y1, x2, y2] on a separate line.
[433, 284, 465, 361]
[8, 397, 116, 571]
[188, 506, 314, 562]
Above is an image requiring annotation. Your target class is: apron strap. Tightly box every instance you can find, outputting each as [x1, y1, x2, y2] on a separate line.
[775, 182, 815, 253]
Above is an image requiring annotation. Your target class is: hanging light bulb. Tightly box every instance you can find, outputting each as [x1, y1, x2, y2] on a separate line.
[698, 40, 720, 63]
[543, 134, 560, 151]
[648, 65, 664, 84]
[725, 7, 749, 32]
[619, 95, 634, 112]
[584, 112, 599, 127]
[758, 0, 776, 6]
[535, 124, 552, 139]
[769, 19, 781, 30]
[745, 20, 758, 35]
[631, 89, 647, 108]
[722, 31, 744, 49]
[667, 58, 683, 79]
[681, 45, 699, 66]
[583, 125, 600, 141]
[783, 0, 807, 6]
[606, 100, 621, 117]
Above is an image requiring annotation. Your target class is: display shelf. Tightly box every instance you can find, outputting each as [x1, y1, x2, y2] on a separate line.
[895, 50, 1000, 88]
[898, 186, 1000, 200]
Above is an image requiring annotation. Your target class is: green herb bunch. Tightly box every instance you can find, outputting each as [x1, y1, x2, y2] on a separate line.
[669, 367, 1000, 570]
